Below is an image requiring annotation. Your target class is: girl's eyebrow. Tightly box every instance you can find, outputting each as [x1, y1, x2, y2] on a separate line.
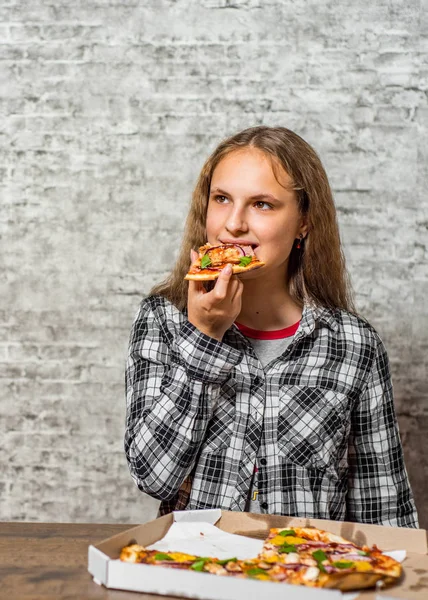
[210, 187, 281, 203]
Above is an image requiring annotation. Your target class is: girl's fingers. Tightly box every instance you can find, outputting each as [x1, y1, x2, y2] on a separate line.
[212, 264, 233, 300]
[228, 278, 238, 296]
[232, 278, 244, 302]
[188, 279, 205, 296]
[190, 248, 199, 263]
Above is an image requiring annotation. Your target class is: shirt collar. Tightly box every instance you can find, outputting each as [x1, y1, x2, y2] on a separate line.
[297, 303, 339, 339]
[228, 303, 338, 347]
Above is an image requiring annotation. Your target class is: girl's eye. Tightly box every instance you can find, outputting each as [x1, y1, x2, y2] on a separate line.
[254, 201, 273, 210]
[215, 195, 229, 203]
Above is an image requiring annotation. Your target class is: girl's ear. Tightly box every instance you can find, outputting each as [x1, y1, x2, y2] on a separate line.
[299, 216, 309, 239]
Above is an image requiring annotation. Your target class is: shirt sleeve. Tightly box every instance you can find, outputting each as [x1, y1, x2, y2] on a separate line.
[346, 336, 419, 527]
[124, 298, 243, 501]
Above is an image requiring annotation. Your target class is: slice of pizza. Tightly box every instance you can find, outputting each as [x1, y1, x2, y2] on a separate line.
[184, 243, 265, 281]
[119, 544, 241, 574]
[120, 544, 202, 569]
[258, 526, 402, 591]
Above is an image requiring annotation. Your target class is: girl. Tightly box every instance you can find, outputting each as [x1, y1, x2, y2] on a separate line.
[125, 126, 418, 527]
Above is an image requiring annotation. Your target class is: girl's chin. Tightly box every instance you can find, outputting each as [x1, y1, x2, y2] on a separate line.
[237, 267, 266, 280]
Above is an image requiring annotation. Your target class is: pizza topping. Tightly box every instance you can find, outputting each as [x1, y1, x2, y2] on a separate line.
[283, 552, 299, 564]
[154, 552, 173, 561]
[296, 542, 334, 550]
[280, 535, 308, 545]
[217, 557, 237, 566]
[279, 563, 305, 570]
[200, 247, 256, 269]
[270, 534, 304, 547]
[239, 256, 252, 267]
[190, 559, 210, 571]
[278, 529, 297, 537]
[200, 254, 212, 268]
[204, 563, 228, 575]
[354, 561, 375, 572]
[312, 549, 328, 573]
[312, 549, 327, 562]
[299, 557, 318, 567]
[330, 553, 372, 562]
[225, 560, 242, 572]
[247, 567, 270, 578]
[302, 566, 320, 581]
[332, 561, 355, 569]
[203, 244, 245, 265]
[278, 543, 298, 554]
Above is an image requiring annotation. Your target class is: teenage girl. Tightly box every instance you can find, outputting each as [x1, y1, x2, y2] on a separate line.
[125, 126, 418, 526]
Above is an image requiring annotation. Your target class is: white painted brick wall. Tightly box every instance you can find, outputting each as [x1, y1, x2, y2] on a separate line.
[1, 0, 427, 526]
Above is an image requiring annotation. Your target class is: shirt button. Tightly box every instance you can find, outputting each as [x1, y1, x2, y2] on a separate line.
[260, 458, 267, 466]
[261, 502, 268, 510]
[253, 376, 262, 386]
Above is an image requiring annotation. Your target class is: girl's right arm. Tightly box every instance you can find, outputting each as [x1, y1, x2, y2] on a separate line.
[124, 293, 243, 502]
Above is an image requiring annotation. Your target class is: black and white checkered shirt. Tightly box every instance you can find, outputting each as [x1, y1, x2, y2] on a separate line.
[125, 294, 418, 527]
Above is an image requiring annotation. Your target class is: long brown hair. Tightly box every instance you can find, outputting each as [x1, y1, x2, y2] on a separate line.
[150, 126, 355, 313]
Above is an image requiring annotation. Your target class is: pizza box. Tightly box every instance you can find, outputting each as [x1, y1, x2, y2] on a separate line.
[88, 509, 428, 600]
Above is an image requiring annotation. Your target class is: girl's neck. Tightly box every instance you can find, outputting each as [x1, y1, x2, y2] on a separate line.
[237, 280, 303, 331]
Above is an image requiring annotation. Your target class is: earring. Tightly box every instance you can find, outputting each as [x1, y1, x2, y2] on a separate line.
[296, 234, 303, 249]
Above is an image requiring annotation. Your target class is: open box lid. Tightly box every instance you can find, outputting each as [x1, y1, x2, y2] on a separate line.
[214, 511, 428, 554]
[93, 509, 428, 557]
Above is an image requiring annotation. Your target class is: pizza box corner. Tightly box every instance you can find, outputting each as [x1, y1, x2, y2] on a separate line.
[88, 509, 428, 600]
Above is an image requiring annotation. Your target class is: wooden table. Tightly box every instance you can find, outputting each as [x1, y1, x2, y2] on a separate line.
[0, 522, 180, 600]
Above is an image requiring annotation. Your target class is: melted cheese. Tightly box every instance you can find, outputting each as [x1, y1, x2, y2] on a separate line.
[355, 561, 373, 572]
[166, 552, 197, 562]
[251, 573, 270, 581]
[270, 535, 307, 545]
[261, 554, 279, 563]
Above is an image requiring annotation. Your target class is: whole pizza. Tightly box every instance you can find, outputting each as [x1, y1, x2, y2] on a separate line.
[120, 525, 402, 591]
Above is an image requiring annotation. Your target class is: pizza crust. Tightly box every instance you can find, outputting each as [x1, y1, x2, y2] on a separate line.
[322, 571, 386, 591]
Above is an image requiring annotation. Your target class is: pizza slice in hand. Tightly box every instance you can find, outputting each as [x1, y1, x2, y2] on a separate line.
[185, 243, 265, 281]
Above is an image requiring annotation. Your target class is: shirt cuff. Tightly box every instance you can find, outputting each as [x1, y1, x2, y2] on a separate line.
[172, 321, 243, 382]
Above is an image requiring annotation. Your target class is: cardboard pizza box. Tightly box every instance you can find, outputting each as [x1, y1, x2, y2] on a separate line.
[88, 509, 428, 600]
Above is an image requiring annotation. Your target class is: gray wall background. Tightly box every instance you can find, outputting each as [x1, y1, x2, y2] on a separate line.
[1, 1, 427, 527]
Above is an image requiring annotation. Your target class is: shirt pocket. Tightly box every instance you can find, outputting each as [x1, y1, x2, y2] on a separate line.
[277, 385, 350, 471]
[200, 377, 236, 454]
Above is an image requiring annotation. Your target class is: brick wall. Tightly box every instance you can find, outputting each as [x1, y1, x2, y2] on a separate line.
[1, 1, 427, 526]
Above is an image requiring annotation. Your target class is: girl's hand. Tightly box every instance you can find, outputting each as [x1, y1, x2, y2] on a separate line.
[187, 249, 244, 342]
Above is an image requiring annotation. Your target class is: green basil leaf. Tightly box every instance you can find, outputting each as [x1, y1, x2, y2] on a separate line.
[239, 256, 252, 267]
[278, 544, 297, 554]
[217, 557, 237, 565]
[278, 529, 297, 537]
[312, 550, 327, 563]
[154, 553, 173, 561]
[247, 567, 267, 577]
[190, 560, 207, 571]
[332, 561, 354, 569]
[357, 550, 368, 556]
[318, 563, 327, 573]
[200, 255, 211, 268]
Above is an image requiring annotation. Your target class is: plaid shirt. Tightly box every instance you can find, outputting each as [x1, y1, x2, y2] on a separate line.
[125, 294, 418, 527]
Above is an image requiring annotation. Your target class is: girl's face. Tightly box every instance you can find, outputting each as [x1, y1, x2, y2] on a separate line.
[206, 147, 307, 281]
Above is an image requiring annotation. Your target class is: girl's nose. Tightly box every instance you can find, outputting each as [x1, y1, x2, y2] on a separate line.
[225, 206, 249, 235]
